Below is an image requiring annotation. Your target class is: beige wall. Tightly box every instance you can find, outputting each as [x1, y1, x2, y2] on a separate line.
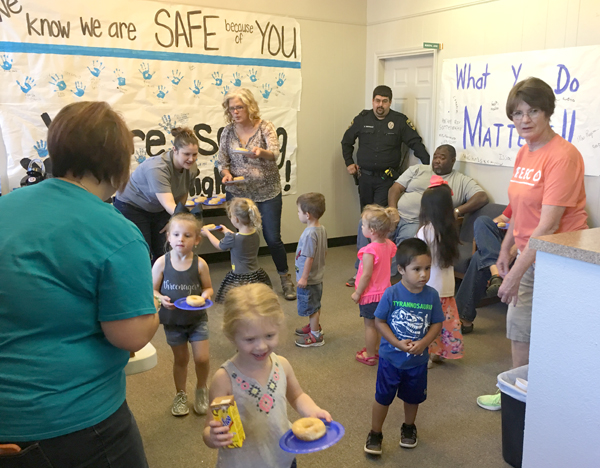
[154, 0, 368, 244]
[366, 0, 600, 227]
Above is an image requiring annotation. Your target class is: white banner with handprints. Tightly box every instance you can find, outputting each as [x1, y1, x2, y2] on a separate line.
[436, 45, 600, 176]
[0, 0, 301, 193]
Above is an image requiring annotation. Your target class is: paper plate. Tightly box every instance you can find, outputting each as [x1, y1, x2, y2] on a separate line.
[223, 178, 246, 185]
[497, 223, 510, 230]
[174, 298, 214, 310]
[279, 420, 345, 454]
[202, 197, 226, 206]
[231, 148, 253, 156]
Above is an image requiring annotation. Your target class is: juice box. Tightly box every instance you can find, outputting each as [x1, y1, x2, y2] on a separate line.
[210, 395, 245, 448]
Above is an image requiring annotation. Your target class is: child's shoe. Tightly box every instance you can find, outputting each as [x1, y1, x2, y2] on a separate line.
[476, 390, 501, 410]
[194, 386, 209, 415]
[171, 390, 189, 416]
[295, 331, 324, 347]
[400, 423, 417, 448]
[294, 323, 323, 336]
[364, 430, 383, 455]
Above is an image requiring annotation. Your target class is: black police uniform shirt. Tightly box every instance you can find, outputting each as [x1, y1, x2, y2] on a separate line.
[341, 109, 430, 171]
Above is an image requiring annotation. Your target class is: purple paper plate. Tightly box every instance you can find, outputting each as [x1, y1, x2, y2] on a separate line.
[202, 197, 226, 206]
[279, 420, 344, 454]
[174, 298, 213, 311]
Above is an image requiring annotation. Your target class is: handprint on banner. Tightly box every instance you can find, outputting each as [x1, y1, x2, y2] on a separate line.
[159, 115, 177, 133]
[168, 70, 184, 85]
[230, 72, 242, 87]
[139, 63, 155, 81]
[261, 83, 272, 99]
[87, 60, 105, 77]
[221, 85, 230, 96]
[114, 69, 126, 86]
[49, 74, 67, 91]
[156, 85, 169, 99]
[71, 81, 86, 97]
[276, 73, 286, 87]
[1, 54, 13, 71]
[33, 140, 48, 157]
[16, 76, 35, 94]
[247, 68, 258, 82]
[212, 72, 223, 86]
[189, 80, 203, 95]
[134, 148, 147, 164]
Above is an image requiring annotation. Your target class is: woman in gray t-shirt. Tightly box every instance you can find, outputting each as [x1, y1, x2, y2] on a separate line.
[115, 127, 199, 262]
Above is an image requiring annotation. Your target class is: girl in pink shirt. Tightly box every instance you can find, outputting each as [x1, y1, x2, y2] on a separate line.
[351, 205, 399, 365]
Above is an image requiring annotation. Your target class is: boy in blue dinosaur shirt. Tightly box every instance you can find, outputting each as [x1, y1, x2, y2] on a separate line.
[364, 238, 443, 455]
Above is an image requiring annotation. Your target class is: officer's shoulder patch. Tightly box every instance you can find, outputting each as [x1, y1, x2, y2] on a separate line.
[406, 118, 416, 131]
[359, 109, 370, 116]
[347, 119, 354, 128]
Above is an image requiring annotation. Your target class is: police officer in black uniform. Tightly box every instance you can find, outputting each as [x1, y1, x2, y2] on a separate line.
[342, 85, 430, 209]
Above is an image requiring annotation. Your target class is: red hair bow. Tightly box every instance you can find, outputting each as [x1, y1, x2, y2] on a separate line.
[428, 175, 453, 195]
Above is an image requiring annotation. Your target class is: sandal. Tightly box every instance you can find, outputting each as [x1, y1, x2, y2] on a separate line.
[356, 352, 378, 366]
[356, 347, 379, 359]
[486, 275, 503, 298]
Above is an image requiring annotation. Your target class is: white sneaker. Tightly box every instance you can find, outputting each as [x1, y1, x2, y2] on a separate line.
[171, 390, 189, 416]
[194, 387, 209, 415]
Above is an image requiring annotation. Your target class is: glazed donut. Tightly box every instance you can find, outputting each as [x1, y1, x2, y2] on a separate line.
[291, 417, 326, 441]
[186, 295, 205, 307]
[203, 224, 216, 230]
[233, 176, 244, 181]
[497, 222, 507, 228]
[185, 199, 195, 207]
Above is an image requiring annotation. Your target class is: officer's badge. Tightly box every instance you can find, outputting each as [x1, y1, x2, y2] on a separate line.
[406, 119, 416, 130]
[388, 122, 394, 129]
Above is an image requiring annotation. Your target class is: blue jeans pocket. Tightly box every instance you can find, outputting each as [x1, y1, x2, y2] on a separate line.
[0, 444, 54, 468]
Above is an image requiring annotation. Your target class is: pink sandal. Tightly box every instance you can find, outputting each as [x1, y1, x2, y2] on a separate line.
[356, 350, 378, 366]
[355, 347, 379, 359]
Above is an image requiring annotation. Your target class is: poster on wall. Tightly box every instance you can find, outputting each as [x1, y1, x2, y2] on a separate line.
[436, 45, 600, 176]
[0, 0, 301, 194]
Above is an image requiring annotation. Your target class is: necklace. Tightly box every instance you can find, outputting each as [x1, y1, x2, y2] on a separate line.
[60, 177, 90, 193]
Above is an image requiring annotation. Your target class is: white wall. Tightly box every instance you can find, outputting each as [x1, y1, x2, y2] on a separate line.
[153, 0, 368, 243]
[366, 0, 600, 227]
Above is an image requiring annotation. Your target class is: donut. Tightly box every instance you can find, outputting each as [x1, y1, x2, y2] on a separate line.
[291, 417, 326, 441]
[203, 224, 216, 230]
[497, 222, 507, 228]
[217, 193, 226, 199]
[233, 176, 244, 181]
[186, 295, 205, 307]
[208, 198, 221, 205]
[195, 196, 207, 203]
[185, 200, 195, 207]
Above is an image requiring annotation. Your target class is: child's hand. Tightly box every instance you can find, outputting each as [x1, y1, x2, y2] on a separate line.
[160, 295, 175, 309]
[200, 227, 210, 237]
[297, 277, 307, 289]
[396, 339, 413, 352]
[310, 408, 332, 423]
[201, 290, 212, 301]
[220, 226, 233, 234]
[350, 291, 360, 303]
[407, 339, 428, 355]
[207, 419, 234, 447]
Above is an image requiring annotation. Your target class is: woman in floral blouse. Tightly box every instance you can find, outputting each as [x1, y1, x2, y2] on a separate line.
[218, 88, 296, 301]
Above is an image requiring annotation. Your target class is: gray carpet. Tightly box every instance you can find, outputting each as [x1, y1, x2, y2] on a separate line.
[126, 245, 513, 467]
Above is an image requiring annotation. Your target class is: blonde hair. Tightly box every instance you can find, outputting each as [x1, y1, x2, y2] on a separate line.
[226, 197, 261, 229]
[362, 204, 400, 237]
[165, 213, 203, 237]
[222, 284, 284, 341]
[222, 88, 261, 125]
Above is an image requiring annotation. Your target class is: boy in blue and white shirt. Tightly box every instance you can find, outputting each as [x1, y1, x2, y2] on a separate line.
[364, 238, 443, 455]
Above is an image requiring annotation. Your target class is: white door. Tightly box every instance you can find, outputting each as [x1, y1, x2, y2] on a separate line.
[383, 53, 435, 170]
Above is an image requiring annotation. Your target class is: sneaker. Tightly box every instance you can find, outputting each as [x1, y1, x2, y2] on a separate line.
[194, 387, 209, 415]
[345, 276, 356, 287]
[280, 274, 297, 301]
[400, 423, 418, 448]
[171, 390, 189, 416]
[295, 332, 324, 347]
[364, 430, 383, 455]
[294, 324, 323, 336]
[477, 390, 502, 411]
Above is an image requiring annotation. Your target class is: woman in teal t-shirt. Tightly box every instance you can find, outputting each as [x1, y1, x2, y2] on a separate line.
[0, 102, 159, 467]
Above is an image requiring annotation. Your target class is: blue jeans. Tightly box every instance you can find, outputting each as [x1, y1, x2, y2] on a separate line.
[0, 401, 148, 468]
[113, 199, 170, 263]
[355, 217, 419, 274]
[455, 216, 505, 322]
[227, 192, 288, 275]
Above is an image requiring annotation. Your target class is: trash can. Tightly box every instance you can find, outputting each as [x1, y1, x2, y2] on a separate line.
[497, 365, 528, 468]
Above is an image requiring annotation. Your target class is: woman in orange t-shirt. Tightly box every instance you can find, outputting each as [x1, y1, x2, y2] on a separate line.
[476, 77, 587, 412]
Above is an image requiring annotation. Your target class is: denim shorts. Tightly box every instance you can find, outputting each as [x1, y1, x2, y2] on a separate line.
[163, 321, 209, 346]
[359, 302, 378, 320]
[297, 283, 322, 317]
[375, 358, 428, 406]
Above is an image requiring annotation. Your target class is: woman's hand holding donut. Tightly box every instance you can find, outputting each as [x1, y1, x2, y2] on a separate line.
[201, 290, 212, 301]
[250, 147, 275, 160]
[207, 419, 234, 447]
[158, 294, 175, 309]
[221, 171, 233, 183]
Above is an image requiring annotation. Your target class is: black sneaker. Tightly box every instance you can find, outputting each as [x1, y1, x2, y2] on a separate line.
[364, 430, 383, 455]
[400, 423, 417, 448]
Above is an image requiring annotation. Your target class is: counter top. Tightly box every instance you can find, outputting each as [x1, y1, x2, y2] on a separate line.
[530, 228, 600, 266]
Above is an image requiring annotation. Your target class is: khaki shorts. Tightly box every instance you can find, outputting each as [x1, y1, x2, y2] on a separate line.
[506, 262, 535, 343]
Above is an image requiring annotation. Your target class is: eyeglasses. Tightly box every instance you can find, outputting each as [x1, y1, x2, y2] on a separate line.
[228, 106, 245, 113]
[511, 108, 541, 121]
